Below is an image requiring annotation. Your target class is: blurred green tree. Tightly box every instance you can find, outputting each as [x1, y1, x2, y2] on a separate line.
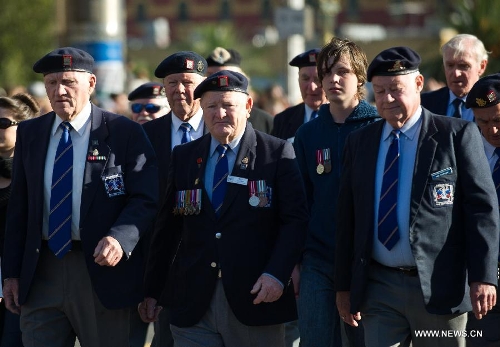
[0, 0, 55, 92]
[446, 0, 500, 74]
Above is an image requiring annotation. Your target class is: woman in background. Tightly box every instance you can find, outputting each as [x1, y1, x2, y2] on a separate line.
[0, 93, 40, 347]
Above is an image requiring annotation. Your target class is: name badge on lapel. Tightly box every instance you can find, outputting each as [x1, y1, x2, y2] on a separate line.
[102, 173, 126, 197]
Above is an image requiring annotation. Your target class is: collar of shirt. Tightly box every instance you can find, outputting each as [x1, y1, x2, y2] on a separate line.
[482, 136, 499, 172]
[208, 123, 246, 159]
[483, 136, 496, 160]
[304, 104, 315, 123]
[382, 106, 422, 142]
[51, 101, 92, 137]
[448, 90, 466, 107]
[171, 107, 204, 133]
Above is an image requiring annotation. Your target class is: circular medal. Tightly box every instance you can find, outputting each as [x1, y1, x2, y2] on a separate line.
[249, 195, 259, 207]
[316, 163, 324, 174]
[324, 161, 331, 173]
[259, 196, 268, 207]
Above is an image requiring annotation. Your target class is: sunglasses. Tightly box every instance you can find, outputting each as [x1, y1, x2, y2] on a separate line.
[131, 103, 163, 114]
[0, 118, 19, 129]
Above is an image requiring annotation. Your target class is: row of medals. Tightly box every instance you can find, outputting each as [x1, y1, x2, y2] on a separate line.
[317, 161, 332, 174]
[173, 203, 200, 216]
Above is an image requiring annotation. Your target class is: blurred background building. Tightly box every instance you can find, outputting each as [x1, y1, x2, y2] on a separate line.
[1, 0, 499, 106]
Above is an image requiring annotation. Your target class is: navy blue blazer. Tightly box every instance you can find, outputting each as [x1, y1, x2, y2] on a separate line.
[143, 114, 173, 199]
[420, 87, 450, 116]
[249, 107, 273, 134]
[335, 108, 499, 315]
[144, 122, 308, 327]
[3, 105, 159, 309]
[272, 103, 306, 141]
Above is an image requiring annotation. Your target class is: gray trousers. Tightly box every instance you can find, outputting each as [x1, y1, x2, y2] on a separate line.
[360, 264, 467, 347]
[20, 247, 129, 347]
[170, 280, 285, 347]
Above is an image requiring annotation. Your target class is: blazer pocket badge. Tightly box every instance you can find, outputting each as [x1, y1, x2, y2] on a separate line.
[432, 183, 454, 206]
[102, 172, 126, 197]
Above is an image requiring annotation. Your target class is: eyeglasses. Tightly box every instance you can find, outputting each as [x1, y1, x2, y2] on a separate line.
[131, 103, 163, 114]
[0, 118, 19, 129]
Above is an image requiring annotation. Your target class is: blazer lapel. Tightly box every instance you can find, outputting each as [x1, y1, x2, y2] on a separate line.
[409, 110, 438, 226]
[27, 113, 55, 226]
[188, 135, 215, 220]
[80, 106, 110, 223]
[217, 122, 257, 218]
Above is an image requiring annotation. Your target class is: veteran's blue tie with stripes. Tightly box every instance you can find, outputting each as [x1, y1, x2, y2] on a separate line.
[212, 144, 229, 216]
[310, 110, 318, 121]
[48, 122, 73, 258]
[180, 122, 192, 144]
[492, 148, 500, 262]
[378, 130, 400, 250]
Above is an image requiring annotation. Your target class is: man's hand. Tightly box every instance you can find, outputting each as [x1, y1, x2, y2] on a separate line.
[336, 291, 361, 327]
[250, 274, 284, 304]
[138, 297, 163, 323]
[470, 282, 497, 320]
[93, 236, 124, 267]
[3, 278, 21, 315]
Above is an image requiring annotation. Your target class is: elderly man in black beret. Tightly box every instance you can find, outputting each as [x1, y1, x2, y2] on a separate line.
[464, 73, 500, 347]
[272, 48, 327, 143]
[205, 47, 274, 134]
[140, 70, 309, 347]
[1, 47, 158, 346]
[334, 46, 499, 347]
[128, 82, 170, 124]
[139, 50, 207, 347]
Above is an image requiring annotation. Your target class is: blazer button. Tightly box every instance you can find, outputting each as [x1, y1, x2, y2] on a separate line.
[36, 248, 40, 253]
[215, 233, 221, 239]
[210, 262, 217, 268]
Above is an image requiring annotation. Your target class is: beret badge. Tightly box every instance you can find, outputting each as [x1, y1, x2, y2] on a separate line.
[197, 61, 205, 72]
[185, 59, 194, 70]
[308, 53, 317, 63]
[218, 76, 229, 87]
[476, 98, 487, 107]
[487, 90, 497, 103]
[63, 55, 72, 68]
[388, 60, 405, 72]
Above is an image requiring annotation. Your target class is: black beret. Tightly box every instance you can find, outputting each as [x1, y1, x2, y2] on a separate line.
[33, 47, 94, 75]
[155, 51, 207, 78]
[367, 46, 421, 82]
[465, 73, 500, 109]
[128, 82, 166, 101]
[194, 70, 249, 99]
[289, 48, 320, 67]
[206, 47, 241, 67]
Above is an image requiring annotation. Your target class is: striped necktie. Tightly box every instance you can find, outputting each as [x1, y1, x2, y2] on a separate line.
[452, 99, 463, 118]
[378, 130, 400, 250]
[180, 122, 192, 144]
[212, 145, 229, 216]
[310, 110, 318, 121]
[48, 122, 73, 258]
